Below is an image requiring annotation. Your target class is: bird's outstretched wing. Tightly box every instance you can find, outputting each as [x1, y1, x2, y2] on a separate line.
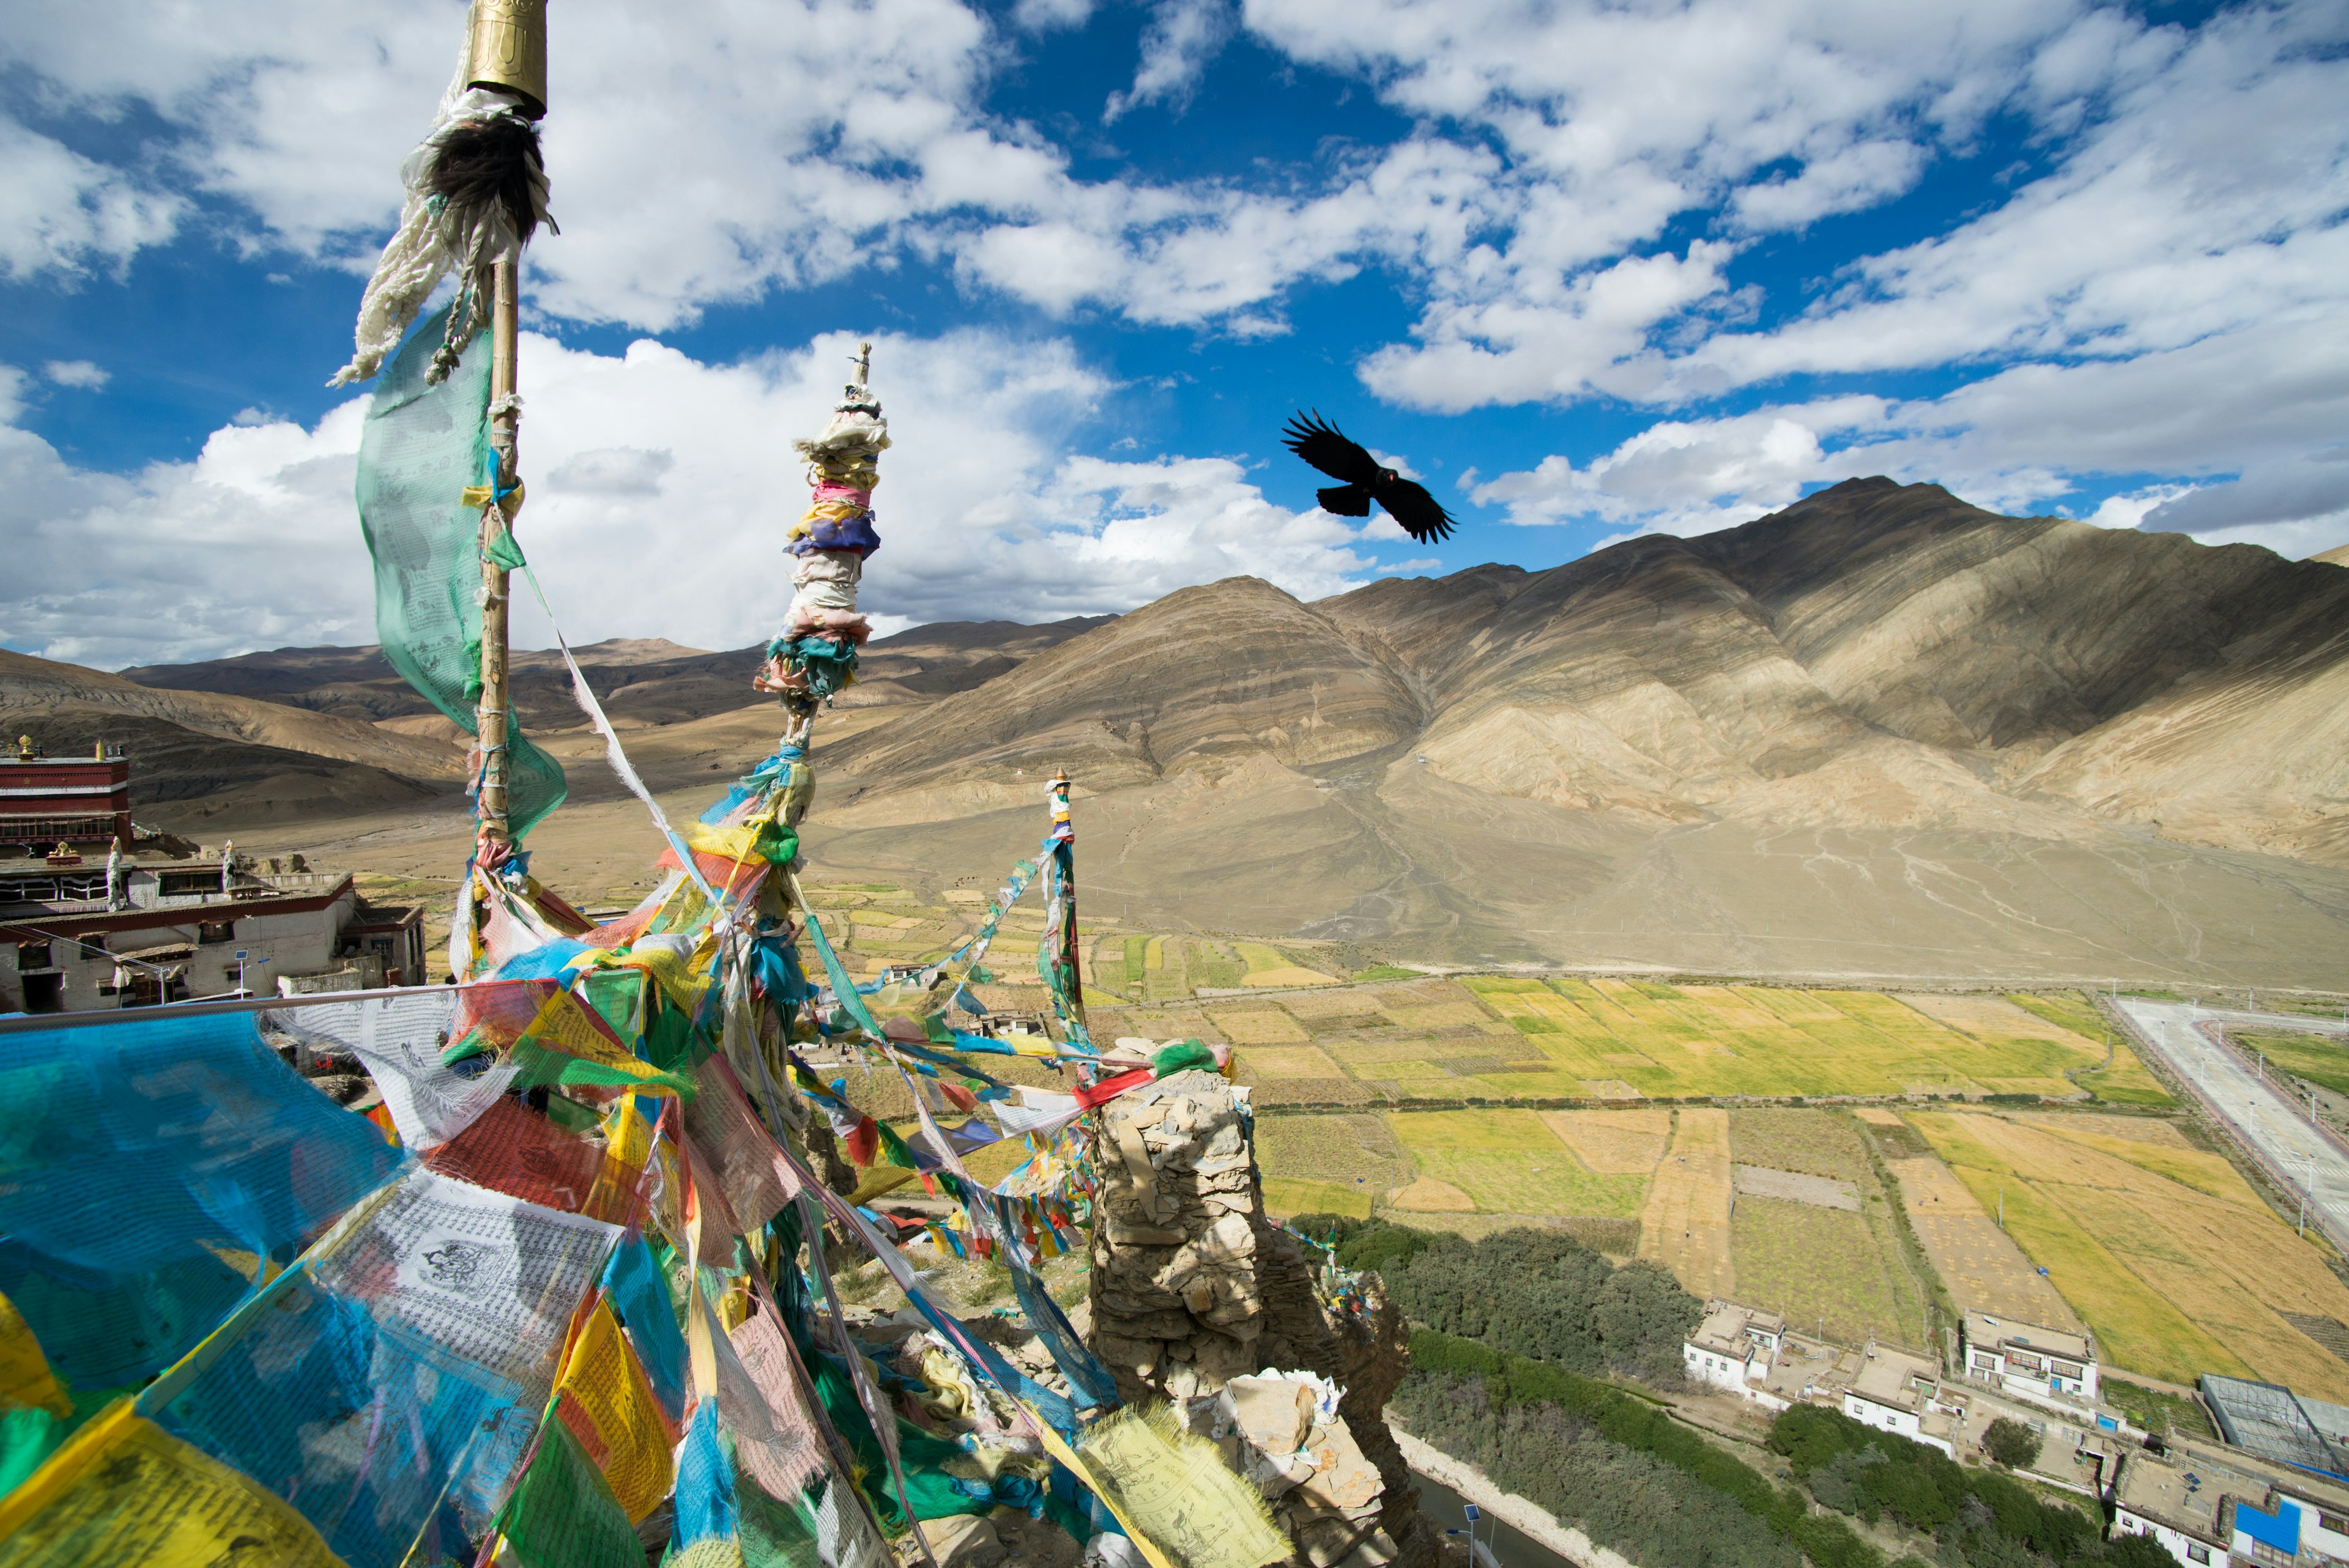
[1282, 411, 1380, 486]
[1371, 477, 1456, 544]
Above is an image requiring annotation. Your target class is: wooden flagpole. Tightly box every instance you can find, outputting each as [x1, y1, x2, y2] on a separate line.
[477, 252, 519, 849]
[466, 0, 544, 855]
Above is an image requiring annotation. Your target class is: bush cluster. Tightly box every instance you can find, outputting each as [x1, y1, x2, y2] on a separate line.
[1299, 1220, 1699, 1381]
[1771, 1405, 2169, 1566]
[1407, 1329, 1881, 1568]
[1396, 1369, 1803, 1568]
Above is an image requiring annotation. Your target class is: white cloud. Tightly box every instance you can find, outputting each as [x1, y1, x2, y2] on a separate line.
[2143, 456, 2349, 538]
[2080, 486, 2194, 530]
[1471, 398, 1885, 533]
[0, 116, 182, 280]
[42, 360, 110, 390]
[1106, 0, 1236, 121]
[1013, 0, 1096, 29]
[2, 0, 2344, 583]
[0, 328, 1387, 668]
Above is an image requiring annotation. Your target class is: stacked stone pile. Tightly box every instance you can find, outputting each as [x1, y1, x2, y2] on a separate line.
[1083, 1070, 1442, 1568]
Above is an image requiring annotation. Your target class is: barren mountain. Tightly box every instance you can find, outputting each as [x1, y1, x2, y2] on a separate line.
[0, 648, 467, 823]
[799, 479, 2349, 982]
[825, 479, 2349, 847]
[121, 617, 1110, 734]
[43, 478, 2349, 983]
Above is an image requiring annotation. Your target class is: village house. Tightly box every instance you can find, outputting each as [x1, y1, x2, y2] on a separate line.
[1842, 1342, 1961, 1457]
[1685, 1301, 1789, 1399]
[1683, 1301, 1879, 1415]
[1, 855, 425, 1011]
[1961, 1309, 2100, 1407]
[2110, 1440, 2349, 1566]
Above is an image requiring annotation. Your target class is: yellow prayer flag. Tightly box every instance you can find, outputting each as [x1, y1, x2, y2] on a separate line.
[555, 1301, 677, 1524]
[615, 942, 713, 1013]
[582, 1100, 656, 1223]
[0, 1400, 343, 1566]
[1075, 1403, 1290, 1568]
[520, 989, 682, 1092]
[682, 819, 768, 865]
[0, 1290, 70, 1419]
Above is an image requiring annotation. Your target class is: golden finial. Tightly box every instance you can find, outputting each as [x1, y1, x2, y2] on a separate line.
[467, 0, 549, 115]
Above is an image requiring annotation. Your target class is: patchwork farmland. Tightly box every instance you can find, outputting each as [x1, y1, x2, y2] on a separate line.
[803, 892, 2349, 1407]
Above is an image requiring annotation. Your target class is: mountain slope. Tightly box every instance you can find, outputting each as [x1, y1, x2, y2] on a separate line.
[1, 649, 466, 780]
[46, 478, 2349, 983]
[118, 617, 1113, 733]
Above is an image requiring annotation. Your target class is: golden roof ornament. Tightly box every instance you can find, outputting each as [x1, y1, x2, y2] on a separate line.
[467, 0, 549, 116]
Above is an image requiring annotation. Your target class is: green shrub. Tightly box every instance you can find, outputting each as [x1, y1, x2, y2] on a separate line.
[1406, 1332, 1881, 1568]
[1394, 1371, 1804, 1568]
[1768, 1405, 2100, 1561]
[1388, 1228, 1699, 1381]
[1981, 1416, 2041, 1470]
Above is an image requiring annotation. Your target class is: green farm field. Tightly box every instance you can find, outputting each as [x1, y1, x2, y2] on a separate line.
[1727, 1108, 1932, 1348]
[2232, 1028, 2349, 1098]
[1454, 978, 2104, 1100]
[1384, 1109, 1649, 1219]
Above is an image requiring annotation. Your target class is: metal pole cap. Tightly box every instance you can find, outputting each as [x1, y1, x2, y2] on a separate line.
[467, 0, 548, 115]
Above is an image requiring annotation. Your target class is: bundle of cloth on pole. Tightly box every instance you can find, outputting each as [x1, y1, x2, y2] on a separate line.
[759, 345, 889, 705]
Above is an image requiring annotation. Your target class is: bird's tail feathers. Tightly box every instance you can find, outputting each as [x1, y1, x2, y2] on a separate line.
[1316, 484, 1373, 517]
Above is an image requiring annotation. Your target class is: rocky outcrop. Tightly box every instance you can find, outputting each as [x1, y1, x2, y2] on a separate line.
[1085, 1070, 1439, 1568]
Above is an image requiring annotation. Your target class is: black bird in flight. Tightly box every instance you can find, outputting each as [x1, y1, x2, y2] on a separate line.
[1281, 411, 1455, 542]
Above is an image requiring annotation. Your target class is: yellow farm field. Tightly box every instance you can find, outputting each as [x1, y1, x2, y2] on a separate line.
[1236, 942, 1335, 987]
[1886, 1155, 2082, 1329]
[1460, 977, 2104, 1098]
[1540, 1109, 1670, 1174]
[1639, 1108, 1735, 1300]
[1384, 1109, 1649, 1221]
[1209, 1009, 1311, 1045]
[1241, 1046, 1344, 1079]
[1907, 1110, 2349, 1399]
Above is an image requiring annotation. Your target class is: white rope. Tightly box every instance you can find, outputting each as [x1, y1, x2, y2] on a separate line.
[329, 31, 551, 388]
[507, 557, 720, 904]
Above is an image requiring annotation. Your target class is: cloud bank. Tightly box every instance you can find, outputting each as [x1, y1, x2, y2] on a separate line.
[1, 0, 2344, 660]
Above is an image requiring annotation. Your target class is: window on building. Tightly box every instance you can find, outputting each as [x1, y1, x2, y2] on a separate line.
[2050, 1360, 2084, 1378]
[158, 870, 216, 897]
[2187, 1546, 2210, 1564]
[14, 940, 50, 969]
[2323, 1513, 2348, 1535]
[198, 920, 234, 945]
[74, 931, 108, 961]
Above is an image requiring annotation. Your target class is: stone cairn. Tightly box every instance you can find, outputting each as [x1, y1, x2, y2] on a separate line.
[1080, 1068, 1444, 1568]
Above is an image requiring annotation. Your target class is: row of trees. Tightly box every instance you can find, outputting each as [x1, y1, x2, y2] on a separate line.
[1770, 1405, 2168, 1566]
[1403, 1336, 2176, 1568]
[1294, 1218, 1699, 1383]
[1407, 1330, 1883, 1568]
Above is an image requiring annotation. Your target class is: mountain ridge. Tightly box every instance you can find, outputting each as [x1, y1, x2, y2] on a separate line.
[25, 478, 2349, 981]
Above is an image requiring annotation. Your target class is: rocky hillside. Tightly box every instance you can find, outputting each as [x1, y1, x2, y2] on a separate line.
[50, 477, 2349, 980]
[0, 648, 468, 822]
[823, 479, 2349, 862]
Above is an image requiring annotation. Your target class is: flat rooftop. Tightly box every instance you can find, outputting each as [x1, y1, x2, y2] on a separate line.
[1852, 1345, 1940, 1410]
[1967, 1309, 2092, 1363]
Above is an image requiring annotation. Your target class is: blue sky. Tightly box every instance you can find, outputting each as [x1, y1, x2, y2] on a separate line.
[2, 0, 2344, 667]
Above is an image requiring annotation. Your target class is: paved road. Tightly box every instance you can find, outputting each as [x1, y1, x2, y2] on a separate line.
[2115, 999, 2349, 1252]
